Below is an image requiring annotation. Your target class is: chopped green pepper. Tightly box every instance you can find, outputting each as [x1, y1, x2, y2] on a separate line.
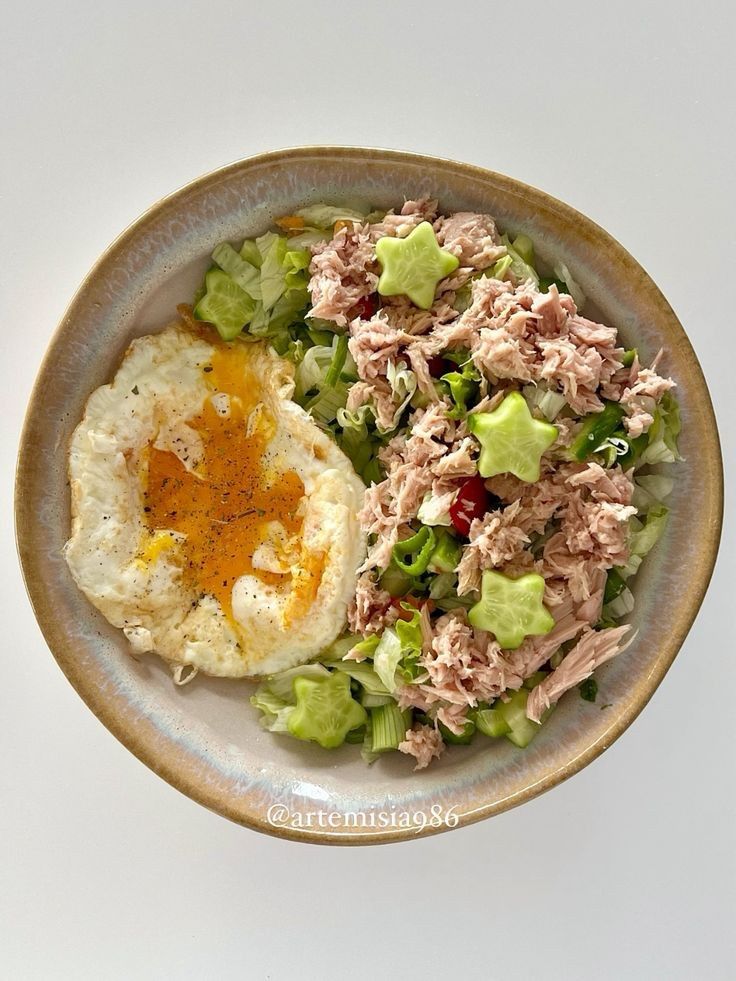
[392, 526, 437, 576]
[439, 719, 476, 745]
[570, 401, 627, 461]
[440, 364, 480, 418]
[579, 678, 598, 702]
[428, 528, 463, 574]
[539, 276, 568, 293]
[620, 348, 638, 368]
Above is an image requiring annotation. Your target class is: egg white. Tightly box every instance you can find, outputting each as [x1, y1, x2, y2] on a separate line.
[65, 325, 365, 678]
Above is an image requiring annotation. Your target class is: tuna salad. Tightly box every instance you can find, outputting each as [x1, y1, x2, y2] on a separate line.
[187, 198, 680, 768]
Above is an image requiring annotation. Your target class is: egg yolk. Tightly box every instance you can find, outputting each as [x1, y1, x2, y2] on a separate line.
[143, 341, 304, 618]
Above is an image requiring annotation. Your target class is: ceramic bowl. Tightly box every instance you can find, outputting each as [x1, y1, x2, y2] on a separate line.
[16, 147, 723, 843]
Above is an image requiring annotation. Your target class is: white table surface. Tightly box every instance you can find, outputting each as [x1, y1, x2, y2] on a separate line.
[2, 2, 734, 978]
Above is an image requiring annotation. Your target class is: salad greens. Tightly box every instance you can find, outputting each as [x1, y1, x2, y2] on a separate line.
[191, 202, 680, 764]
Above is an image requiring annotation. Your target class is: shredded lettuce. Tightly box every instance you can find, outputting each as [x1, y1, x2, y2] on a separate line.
[619, 504, 669, 578]
[195, 232, 310, 342]
[294, 343, 334, 400]
[328, 659, 389, 696]
[348, 634, 381, 660]
[602, 585, 635, 620]
[632, 474, 674, 512]
[295, 204, 368, 228]
[395, 606, 422, 656]
[212, 243, 262, 299]
[293, 334, 355, 425]
[383, 360, 417, 432]
[250, 663, 332, 732]
[428, 571, 458, 600]
[365, 604, 426, 694]
[638, 392, 682, 466]
[255, 233, 309, 311]
[372, 628, 403, 693]
[334, 404, 383, 484]
[395, 606, 426, 683]
[321, 634, 360, 660]
[501, 234, 540, 289]
[417, 489, 453, 526]
[279, 228, 329, 250]
[552, 260, 586, 310]
[522, 383, 567, 422]
[631, 504, 669, 559]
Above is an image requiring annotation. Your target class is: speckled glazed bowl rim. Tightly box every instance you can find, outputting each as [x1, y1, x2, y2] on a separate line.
[16, 147, 723, 844]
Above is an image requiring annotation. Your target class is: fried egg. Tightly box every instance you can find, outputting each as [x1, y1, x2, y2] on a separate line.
[64, 325, 366, 677]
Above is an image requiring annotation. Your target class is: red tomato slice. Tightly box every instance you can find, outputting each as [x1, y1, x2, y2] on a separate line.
[351, 295, 378, 320]
[449, 475, 490, 536]
[427, 355, 452, 377]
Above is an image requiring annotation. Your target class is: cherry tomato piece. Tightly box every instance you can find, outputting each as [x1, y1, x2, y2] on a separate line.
[351, 295, 378, 320]
[449, 475, 490, 536]
[427, 355, 452, 377]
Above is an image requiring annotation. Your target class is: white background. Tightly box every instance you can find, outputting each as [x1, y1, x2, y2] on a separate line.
[2, 2, 734, 978]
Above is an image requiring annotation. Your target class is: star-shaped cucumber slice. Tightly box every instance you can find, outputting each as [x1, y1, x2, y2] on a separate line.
[375, 221, 460, 309]
[287, 671, 367, 749]
[468, 391, 558, 483]
[469, 570, 554, 650]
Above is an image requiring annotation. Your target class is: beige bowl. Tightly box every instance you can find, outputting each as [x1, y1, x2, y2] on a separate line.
[15, 148, 723, 844]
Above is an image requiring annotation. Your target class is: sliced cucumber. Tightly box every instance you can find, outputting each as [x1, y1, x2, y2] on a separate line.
[439, 719, 476, 745]
[474, 707, 510, 738]
[287, 672, 367, 749]
[194, 269, 255, 340]
[497, 689, 543, 749]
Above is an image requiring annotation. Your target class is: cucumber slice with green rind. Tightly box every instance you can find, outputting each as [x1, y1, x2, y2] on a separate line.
[194, 268, 255, 341]
[287, 672, 367, 749]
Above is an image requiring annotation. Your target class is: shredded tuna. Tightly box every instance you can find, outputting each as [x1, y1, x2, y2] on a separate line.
[433, 437, 478, 478]
[473, 326, 535, 381]
[561, 496, 636, 568]
[531, 285, 576, 336]
[348, 314, 412, 382]
[414, 611, 509, 710]
[542, 534, 601, 604]
[502, 596, 589, 685]
[359, 404, 467, 573]
[346, 377, 399, 433]
[620, 367, 676, 437]
[398, 724, 445, 770]
[526, 625, 632, 722]
[457, 501, 531, 594]
[434, 211, 505, 272]
[537, 337, 604, 413]
[308, 223, 377, 326]
[372, 198, 438, 239]
[348, 572, 397, 635]
[299, 202, 677, 766]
